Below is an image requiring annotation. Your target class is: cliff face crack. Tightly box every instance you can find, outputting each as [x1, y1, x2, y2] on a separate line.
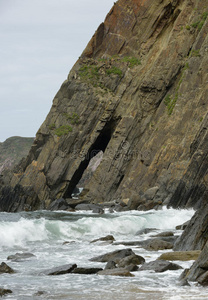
[64, 119, 118, 198]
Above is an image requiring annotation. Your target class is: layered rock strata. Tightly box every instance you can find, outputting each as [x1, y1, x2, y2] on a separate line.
[0, 0, 207, 214]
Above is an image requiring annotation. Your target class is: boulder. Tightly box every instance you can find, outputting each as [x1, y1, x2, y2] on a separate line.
[90, 235, 115, 244]
[98, 268, 134, 277]
[135, 228, 157, 235]
[42, 264, 77, 275]
[0, 288, 12, 297]
[0, 262, 14, 274]
[143, 186, 159, 200]
[72, 267, 103, 274]
[143, 238, 173, 251]
[139, 260, 182, 272]
[158, 250, 201, 261]
[104, 261, 117, 270]
[117, 254, 145, 268]
[89, 248, 135, 263]
[7, 252, 36, 261]
[47, 198, 71, 211]
[152, 231, 174, 237]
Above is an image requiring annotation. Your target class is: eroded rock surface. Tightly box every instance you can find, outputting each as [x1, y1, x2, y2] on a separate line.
[0, 0, 207, 214]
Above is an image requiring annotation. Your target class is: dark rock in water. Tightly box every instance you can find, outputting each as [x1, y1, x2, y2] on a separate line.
[72, 267, 103, 274]
[178, 279, 190, 287]
[75, 203, 104, 213]
[42, 264, 77, 275]
[117, 254, 145, 268]
[139, 260, 182, 273]
[47, 198, 71, 211]
[174, 202, 208, 251]
[135, 228, 157, 235]
[0, 262, 15, 274]
[184, 241, 208, 285]
[126, 264, 139, 272]
[143, 238, 173, 251]
[65, 198, 89, 208]
[90, 235, 115, 243]
[0, 288, 13, 297]
[89, 248, 135, 263]
[105, 261, 117, 270]
[152, 231, 174, 237]
[98, 268, 134, 277]
[34, 291, 47, 296]
[7, 252, 36, 261]
[176, 220, 190, 230]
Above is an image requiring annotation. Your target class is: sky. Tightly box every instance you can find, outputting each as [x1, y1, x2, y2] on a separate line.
[0, 0, 114, 142]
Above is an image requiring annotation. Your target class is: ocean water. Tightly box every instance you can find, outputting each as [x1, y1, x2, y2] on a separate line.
[0, 208, 207, 299]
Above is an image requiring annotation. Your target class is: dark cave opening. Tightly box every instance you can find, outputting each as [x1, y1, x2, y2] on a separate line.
[64, 119, 117, 198]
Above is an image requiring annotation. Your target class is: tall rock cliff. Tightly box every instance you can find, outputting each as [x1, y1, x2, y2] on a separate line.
[0, 0, 207, 213]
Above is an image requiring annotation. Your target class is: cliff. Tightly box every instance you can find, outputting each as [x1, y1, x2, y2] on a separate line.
[0, 137, 34, 174]
[0, 0, 207, 216]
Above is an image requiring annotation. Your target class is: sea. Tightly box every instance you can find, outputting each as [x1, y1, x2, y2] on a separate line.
[0, 207, 208, 300]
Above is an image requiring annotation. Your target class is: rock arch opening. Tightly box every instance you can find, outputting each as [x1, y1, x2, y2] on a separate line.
[64, 119, 117, 198]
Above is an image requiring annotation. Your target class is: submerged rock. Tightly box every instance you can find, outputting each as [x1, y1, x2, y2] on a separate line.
[90, 235, 115, 243]
[98, 268, 134, 277]
[7, 252, 36, 261]
[0, 288, 12, 297]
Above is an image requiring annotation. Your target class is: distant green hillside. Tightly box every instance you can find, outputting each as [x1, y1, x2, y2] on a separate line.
[0, 136, 34, 173]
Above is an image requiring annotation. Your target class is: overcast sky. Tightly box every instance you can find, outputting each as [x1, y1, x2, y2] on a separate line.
[0, 0, 114, 142]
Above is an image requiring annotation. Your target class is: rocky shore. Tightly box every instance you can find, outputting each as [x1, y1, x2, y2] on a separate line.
[1, 214, 207, 295]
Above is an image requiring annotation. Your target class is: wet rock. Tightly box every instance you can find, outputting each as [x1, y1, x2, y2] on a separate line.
[7, 252, 36, 261]
[152, 231, 174, 237]
[65, 198, 89, 209]
[90, 235, 115, 243]
[117, 254, 145, 268]
[158, 250, 201, 261]
[98, 268, 134, 277]
[89, 248, 135, 263]
[143, 186, 159, 200]
[139, 260, 182, 273]
[0, 262, 15, 274]
[135, 228, 157, 235]
[48, 198, 71, 211]
[75, 203, 104, 213]
[42, 264, 77, 275]
[0, 288, 12, 297]
[104, 261, 117, 270]
[185, 241, 208, 284]
[178, 279, 190, 286]
[72, 267, 103, 274]
[34, 291, 47, 296]
[176, 220, 190, 230]
[143, 238, 173, 251]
